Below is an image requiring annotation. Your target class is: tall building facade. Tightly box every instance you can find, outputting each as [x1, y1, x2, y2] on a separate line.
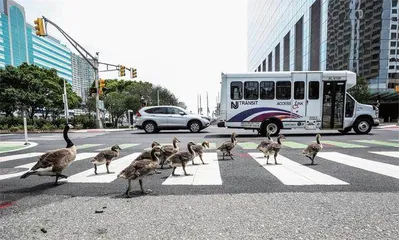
[0, 0, 72, 84]
[248, 0, 399, 90]
[71, 53, 94, 103]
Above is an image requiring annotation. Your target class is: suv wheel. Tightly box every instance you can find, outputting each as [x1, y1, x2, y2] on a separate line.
[188, 120, 202, 133]
[143, 121, 157, 133]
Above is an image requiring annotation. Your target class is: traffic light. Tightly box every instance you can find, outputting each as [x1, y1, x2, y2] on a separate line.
[34, 18, 46, 36]
[131, 68, 137, 78]
[119, 65, 126, 77]
[99, 79, 105, 95]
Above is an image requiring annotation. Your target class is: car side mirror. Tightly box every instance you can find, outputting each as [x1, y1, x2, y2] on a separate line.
[179, 111, 186, 115]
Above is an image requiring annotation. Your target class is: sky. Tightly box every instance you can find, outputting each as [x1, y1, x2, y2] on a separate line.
[19, 0, 248, 114]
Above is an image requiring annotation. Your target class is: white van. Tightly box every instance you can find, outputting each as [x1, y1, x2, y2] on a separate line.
[218, 71, 379, 135]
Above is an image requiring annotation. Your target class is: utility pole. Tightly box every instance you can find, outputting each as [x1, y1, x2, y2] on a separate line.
[199, 94, 202, 115]
[157, 89, 160, 106]
[94, 52, 102, 128]
[63, 78, 69, 123]
[206, 92, 210, 117]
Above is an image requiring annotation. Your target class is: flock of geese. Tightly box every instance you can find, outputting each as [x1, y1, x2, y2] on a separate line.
[20, 124, 323, 197]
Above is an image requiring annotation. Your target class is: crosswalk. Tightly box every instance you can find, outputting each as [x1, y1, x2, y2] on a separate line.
[1, 147, 398, 188]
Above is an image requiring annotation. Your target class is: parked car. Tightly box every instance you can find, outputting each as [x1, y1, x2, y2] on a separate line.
[134, 106, 211, 133]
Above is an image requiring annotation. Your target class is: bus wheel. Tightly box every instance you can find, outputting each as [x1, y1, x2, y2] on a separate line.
[353, 118, 372, 134]
[261, 121, 280, 136]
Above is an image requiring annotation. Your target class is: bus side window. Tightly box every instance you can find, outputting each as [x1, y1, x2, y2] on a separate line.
[230, 82, 243, 100]
[309, 81, 319, 99]
[276, 81, 291, 100]
[294, 81, 305, 99]
[244, 81, 259, 100]
[260, 81, 275, 99]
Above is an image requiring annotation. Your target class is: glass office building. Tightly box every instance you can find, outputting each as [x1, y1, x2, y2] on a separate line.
[0, 0, 72, 84]
[71, 53, 95, 104]
[248, 0, 398, 90]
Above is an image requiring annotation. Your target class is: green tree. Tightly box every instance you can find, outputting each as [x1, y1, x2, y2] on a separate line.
[348, 76, 371, 104]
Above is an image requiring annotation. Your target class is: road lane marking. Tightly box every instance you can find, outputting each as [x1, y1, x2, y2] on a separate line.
[370, 151, 399, 159]
[77, 144, 104, 150]
[281, 141, 308, 149]
[0, 153, 98, 181]
[249, 152, 348, 185]
[237, 142, 259, 149]
[320, 140, 367, 148]
[64, 153, 140, 183]
[96, 143, 140, 151]
[318, 152, 399, 179]
[162, 153, 222, 185]
[0, 152, 44, 163]
[353, 140, 399, 147]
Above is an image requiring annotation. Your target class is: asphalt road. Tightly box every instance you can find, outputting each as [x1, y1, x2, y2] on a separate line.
[0, 126, 398, 239]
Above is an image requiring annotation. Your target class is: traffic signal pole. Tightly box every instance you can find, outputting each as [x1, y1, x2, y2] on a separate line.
[34, 16, 138, 129]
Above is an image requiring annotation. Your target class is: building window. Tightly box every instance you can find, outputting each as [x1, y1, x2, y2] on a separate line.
[260, 81, 275, 99]
[275, 43, 280, 71]
[391, 49, 396, 55]
[262, 59, 266, 72]
[309, 81, 320, 99]
[393, 0, 398, 7]
[392, 24, 397, 30]
[283, 32, 290, 71]
[295, 17, 303, 71]
[393, 17, 398, 22]
[389, 65, 395, 69]
[294, 81, 305, 99]
[310, 0, 321, 71]
[393, 9, 398, 14]
[244, 81, 259, 100]
[230, 82, 243, 100]
[276, 81, 291, 100]
[392, 33, 397, 39]
[258, 65, 261, 71]
[268, 53, 273, 71]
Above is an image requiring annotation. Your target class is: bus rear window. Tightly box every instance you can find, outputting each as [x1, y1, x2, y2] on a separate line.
[260, 81, 274, 99]
[244, 81, 259, 100]
[276, 81, 291, 100]
[231, 82, 243, 100]
[309, 81, 319, 99]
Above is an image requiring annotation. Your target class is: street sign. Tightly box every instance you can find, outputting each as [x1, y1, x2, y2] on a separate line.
[99, 100, 105, 110]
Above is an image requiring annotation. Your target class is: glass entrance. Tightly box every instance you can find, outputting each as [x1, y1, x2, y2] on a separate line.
[322, 81, 346, 129]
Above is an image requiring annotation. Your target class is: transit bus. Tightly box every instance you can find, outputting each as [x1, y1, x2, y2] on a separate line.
[217, 71, 379, 136]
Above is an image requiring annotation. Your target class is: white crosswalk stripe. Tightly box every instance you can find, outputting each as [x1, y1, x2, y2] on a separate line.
[2, 150, 399, 187]
[370, 151, 399, 159]
[0, 153, 98, 181]
[63, 153, 140, 183]
[318, 152, 399, 180]
[249, 153, 348, 185]
[0, 152, 44, 163]
[162, 153, 222, 185]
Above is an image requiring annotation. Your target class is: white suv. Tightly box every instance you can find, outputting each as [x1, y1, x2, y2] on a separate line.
[134, 106, 211, 133]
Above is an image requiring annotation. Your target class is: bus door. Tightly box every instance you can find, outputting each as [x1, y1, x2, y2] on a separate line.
[306, 73, 323, 129]
[322, 81, 346, 129]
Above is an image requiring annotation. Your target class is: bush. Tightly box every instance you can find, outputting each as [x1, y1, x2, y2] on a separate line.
[59, 123, 65, 130]
[52, 118, 68, 128]
[73, 115, 96, 129]
[0, 116, 23, 127]
[27, 125, 35, 131]
[34, 118, 51, 129]
[9, 126, 20, 132]
[41, 123, 54, 131]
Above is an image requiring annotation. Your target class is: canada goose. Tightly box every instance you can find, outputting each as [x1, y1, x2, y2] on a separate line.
[166, 142, 196, 176]
[217, 132, 237, 160]
[159, 137, 180, 169]
[256, 131, 274, 155]
[133, 142, 164, 174]
[191, 141, 210, 165]
[20, 124, 77, 185]
[302, 134, 323, 165]
[118, 146, 162, 197]
[91, 144, 122, 175]
[263, 134, 286, 165]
